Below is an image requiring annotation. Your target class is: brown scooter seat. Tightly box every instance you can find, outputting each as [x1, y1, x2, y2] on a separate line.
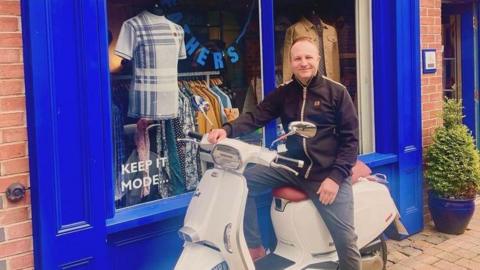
[272, 160, 371, 201]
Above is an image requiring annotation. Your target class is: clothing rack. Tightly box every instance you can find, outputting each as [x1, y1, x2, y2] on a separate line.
[178, 71, 221, 87]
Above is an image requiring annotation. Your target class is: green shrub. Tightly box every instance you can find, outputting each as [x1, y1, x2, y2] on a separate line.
[425, 99, 480, 199]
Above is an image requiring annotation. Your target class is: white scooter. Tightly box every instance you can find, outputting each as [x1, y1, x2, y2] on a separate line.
[175, 121, 406, 270]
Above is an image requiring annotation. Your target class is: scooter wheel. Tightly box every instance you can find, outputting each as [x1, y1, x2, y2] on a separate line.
[360, 236, 387, 270]
[211, 261, 229, 270]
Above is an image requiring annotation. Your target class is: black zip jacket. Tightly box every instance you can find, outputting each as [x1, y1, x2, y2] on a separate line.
[223, 73, 359, 184]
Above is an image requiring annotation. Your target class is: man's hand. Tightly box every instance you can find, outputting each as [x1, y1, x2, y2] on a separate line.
[317, 178, 339, 205]
[208, 129, 227, 144]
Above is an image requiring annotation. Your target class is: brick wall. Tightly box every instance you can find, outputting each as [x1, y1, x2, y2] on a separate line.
[0, 1, 33, 269]
[420, 0, 443, 223]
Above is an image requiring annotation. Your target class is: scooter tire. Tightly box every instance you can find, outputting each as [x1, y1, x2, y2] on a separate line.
[360, 236, 387, 270]
[211, 261, 229, 270]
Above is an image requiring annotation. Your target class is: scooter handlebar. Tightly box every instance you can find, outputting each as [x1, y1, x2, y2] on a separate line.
[187, 131, 204, 140]
[276, 155, 304, 169]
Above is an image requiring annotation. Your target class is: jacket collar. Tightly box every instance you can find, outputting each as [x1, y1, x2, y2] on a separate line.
[299, 17, 327, 31]
[292, 72, 326, 89]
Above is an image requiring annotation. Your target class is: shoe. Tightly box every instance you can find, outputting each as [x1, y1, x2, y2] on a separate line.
[248, 246, 266, 262]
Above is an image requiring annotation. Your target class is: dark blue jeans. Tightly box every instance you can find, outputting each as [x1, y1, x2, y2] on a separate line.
[243, 165, 361, 270]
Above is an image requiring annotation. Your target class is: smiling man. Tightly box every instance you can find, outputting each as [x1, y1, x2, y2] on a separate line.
[208, 37, 360, 269]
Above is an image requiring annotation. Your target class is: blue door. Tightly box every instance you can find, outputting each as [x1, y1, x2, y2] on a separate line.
[22, 0, 111, 268]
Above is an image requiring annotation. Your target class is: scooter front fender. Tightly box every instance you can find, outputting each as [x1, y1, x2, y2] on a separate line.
[175, 243, 226, 270]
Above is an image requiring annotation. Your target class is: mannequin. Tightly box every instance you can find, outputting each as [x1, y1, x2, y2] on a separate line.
[147, 2, 165, 16]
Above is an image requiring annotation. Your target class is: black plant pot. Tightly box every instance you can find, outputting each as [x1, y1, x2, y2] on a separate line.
[428, 191, 475, 235]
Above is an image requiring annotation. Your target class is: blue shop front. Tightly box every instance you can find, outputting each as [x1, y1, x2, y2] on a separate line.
[21, 0, 422, 269]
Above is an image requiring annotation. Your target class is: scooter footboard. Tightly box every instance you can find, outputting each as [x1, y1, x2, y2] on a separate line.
[175, 243, 226, 270]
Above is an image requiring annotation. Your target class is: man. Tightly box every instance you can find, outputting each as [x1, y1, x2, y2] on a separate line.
[208, 37, 361, 269]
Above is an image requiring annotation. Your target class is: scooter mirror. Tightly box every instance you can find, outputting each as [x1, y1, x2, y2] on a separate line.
[288, 121, 317, 138]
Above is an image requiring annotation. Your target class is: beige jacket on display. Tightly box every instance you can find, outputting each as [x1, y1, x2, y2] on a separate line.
[283, 17, 340, 83]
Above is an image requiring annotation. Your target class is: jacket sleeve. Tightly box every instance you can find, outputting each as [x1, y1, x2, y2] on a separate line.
[282, 26, 294, 83]
[328, 88, 359, 184]
[223, 87, 283, 138]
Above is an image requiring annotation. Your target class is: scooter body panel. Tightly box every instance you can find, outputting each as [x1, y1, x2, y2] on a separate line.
[271, 180, 398, 259]
[175, 243, 226, 270]
[176, 169, 254, 270]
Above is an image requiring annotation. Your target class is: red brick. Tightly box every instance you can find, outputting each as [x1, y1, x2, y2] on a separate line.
[0, 112, 23, 127]
[0, 96, 24, 112]
[421, 17, 434, 25]
[5, 221, 32, 240]
[429, 92, 442, 102]
[0, 207, 29, 226]
[0, 17, 19, 32]
[0, 33, 22, 47]
[421, 77, 429, 85]
[422, 101, 441, 112]
[428, 76, 442, 84]
[420, 8, 428, 16]
[421, 93, 430, 103]
[8, 252, 34, 269]
[422, 35, 435, 43]
[0, 48, 20, 63]
[1, 157, 29, 175]
[0, 2, 20, 16]
[423, 119, 437, 129]
[427, 8, 441, 17]
[0, 238, 32, 258]
[0, 64, 23, 79]
[422, 85, 436, 94]
[422, 111, 430, 121]
[0, 174, 28, 193]
[0, 142, 25, 160]
[421, 0, 435, 8]
[0, 80, 23, 96]
[2, 127, 27, 143]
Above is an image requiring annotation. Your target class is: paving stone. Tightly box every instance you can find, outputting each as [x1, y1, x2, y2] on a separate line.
[388, 250, 410, 264]
[436, 242, 459, 252]
[389, 263, 414, 270]
[426, 235, 449, 245]
[422, 247, 444, 256]
[455, 258, 480, 270]
[436, 251, 462, 263]
[399, 246, 424, 257]
[411, 240, 435, 251]
[411, 263, 441, 270]
[415, 254, 441, 265]
[433, 260, 467, 270]
[451, 248, 478, 259]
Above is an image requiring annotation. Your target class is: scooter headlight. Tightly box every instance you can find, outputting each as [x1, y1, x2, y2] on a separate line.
[211, 145, 242, 170]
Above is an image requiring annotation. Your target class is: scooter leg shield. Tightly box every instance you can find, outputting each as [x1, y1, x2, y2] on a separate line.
[175, 243, 226, 270]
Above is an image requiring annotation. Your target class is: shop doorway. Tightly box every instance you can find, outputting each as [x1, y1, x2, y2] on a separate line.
[442, 1, 480, 145]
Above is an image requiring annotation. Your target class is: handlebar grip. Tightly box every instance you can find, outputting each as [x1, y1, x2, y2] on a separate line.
[276, 155, 304, 168]
[187, 131, 203, 140]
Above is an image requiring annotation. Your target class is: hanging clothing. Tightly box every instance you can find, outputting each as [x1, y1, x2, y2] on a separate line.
[112, 103, 126, 201]
[115, 11, 187, 119]
[282, 17, 340, 83]
[187, 81, 223, 133]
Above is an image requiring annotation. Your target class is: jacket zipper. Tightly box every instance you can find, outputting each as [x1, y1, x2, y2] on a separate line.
[300, 86, 314, 179]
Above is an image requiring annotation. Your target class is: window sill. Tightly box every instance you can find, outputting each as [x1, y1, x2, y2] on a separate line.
[106, 192, 193, 234]
[358, 152, 398, 168]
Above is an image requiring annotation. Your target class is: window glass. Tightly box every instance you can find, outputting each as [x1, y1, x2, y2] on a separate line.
[274, 0, 375, 153]
[107, 0, 262, 209]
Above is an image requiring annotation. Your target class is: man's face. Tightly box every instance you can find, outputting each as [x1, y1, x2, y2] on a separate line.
[290, 40, 320, 84]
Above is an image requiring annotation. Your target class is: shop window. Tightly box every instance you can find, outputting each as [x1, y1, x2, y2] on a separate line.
[442, 14, 462, 100]
[107, 0, 262, 209]
[274, 0, 375, 153]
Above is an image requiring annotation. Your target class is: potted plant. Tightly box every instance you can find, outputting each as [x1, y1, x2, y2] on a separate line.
[425, 99, 480, 234]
